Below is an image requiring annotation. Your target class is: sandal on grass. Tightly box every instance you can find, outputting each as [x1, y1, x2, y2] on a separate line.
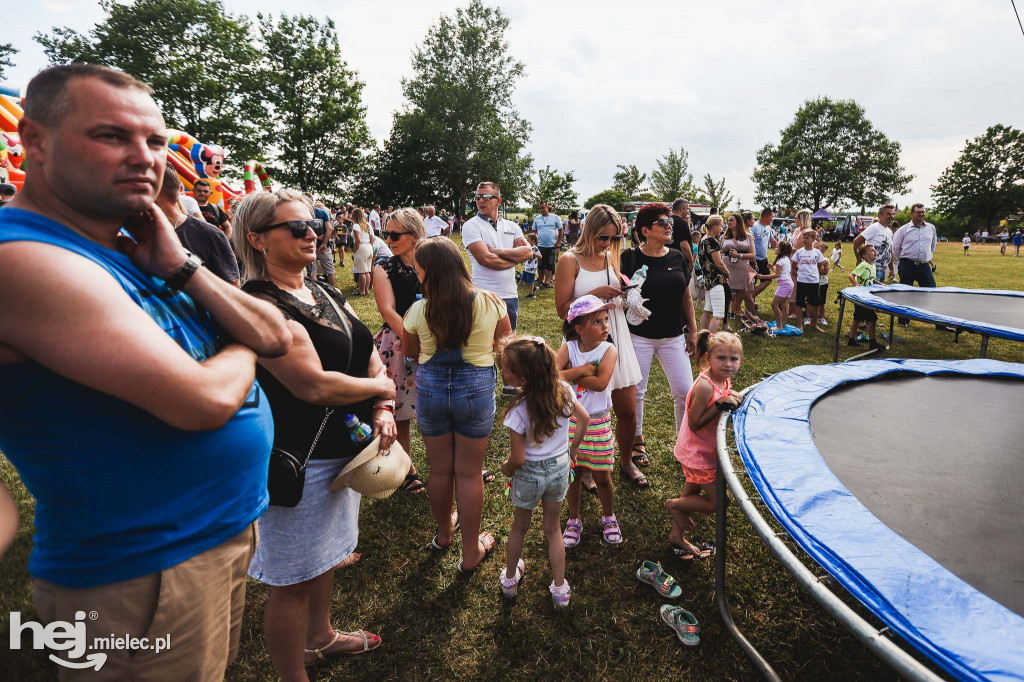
[600, 515, 624, 545]
[579, 470, 598, 495]
[631, 442, 651, 468]
[499, 558, 526, 598]
[429, 520, 460, 551]
[457, 533, 495, 574]
[482, 469, 496, 485]
[304, 629, 381, 663]
[562, 518, 582, 548]
[402, 473, 426, 494]
[660, 605, 700, 647]
[637, 561, 682, 599]
[619, 464, 649, 489]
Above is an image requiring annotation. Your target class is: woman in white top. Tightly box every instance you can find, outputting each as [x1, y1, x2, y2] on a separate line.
[554, 204, 645, 486]
[351, 207, 374, 295]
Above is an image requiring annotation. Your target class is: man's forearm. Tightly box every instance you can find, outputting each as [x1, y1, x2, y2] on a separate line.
[182, 267, 291, 357]
[497, 245, 535, 264]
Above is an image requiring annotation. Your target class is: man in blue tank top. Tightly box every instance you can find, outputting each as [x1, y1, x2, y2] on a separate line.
[0, 64, 291, 680]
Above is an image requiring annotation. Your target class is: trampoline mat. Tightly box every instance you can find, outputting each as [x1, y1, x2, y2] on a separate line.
[873, 290, 1024, 330]
[810, 374, 1024, 616]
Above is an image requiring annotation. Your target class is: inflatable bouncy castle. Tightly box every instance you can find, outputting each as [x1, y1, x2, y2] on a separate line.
[165, 130, 272, 208]
[0, 84, 26, 191]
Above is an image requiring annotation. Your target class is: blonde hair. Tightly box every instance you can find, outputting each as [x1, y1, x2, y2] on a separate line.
[694, 330, 743, 371]
[572, 204, 622, 270]
[351, 208, 369, 232]
[795, 209, 812, 231]
[230, 189, 312, 283]
[705, 214, 724, 232]
[385, 207, 426, 240]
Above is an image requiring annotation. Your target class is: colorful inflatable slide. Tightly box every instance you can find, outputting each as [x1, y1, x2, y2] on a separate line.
[0, 85, 25, 191]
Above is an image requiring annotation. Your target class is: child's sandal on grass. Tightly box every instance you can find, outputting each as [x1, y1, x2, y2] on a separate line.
[600, 515, 624, 545]
[562, 518, 582, 548]
[499, 559, 526, 598]
[636, 561, 682, 599]
[660, 605, 700, 647]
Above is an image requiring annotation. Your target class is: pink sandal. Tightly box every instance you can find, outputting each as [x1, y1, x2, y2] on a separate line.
[601, 515, 624, 545]
[562, 519, 582, 548]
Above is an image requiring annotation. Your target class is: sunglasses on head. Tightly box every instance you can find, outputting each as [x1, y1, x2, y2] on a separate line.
[385, 230, 412, 242]
[474, 193, 498, 201]
[255, 219, 324, 238]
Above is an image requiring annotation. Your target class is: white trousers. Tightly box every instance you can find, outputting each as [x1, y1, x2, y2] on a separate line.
[631, 333, 694, 437]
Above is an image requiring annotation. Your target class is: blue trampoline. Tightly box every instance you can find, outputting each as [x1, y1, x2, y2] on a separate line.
[716, 359, 1024, 681]
[834, 285, 1024, 361]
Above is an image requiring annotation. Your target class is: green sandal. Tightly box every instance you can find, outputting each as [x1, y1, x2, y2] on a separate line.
[660, 605, 700, 647]
[636, 561, 682, 599]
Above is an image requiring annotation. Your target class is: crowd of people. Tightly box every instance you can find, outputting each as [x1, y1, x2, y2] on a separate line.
[0, 63, 1013, 681]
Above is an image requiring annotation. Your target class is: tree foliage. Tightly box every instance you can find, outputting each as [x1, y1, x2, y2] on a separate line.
[931, 124, 1024, 230]
[524, 165, 578, 212]
[35, 0, 265, 170]
[0, 43, 16, 81]
[584, 189, 629, 210]
[362, 0, 532, 214]
[702, 174, 733, 212]
[649, 147, 697, 202]
[256, 14, 371, 199]
[612, 164, 647, 198]
[752, 97, 912, 211]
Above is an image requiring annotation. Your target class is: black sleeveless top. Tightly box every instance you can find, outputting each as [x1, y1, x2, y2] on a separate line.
[243, 279, 375, 461]
[378, 255, 420, 330]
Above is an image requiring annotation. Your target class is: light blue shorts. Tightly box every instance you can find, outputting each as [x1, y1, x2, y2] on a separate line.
[509, 452, 571, 510]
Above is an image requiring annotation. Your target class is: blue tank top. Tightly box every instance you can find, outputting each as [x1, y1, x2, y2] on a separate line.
[0, 208, 273, 588]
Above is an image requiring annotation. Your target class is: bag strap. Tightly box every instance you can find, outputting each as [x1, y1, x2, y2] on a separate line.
[305, 407, 334, 461]
[312, 281, 354, 374]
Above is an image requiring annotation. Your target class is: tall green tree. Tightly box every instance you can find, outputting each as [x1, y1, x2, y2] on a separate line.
[612, 164, 647, 198]
[524, 165, 578, 212]
[931, 124, 1024, 230]
[256, 14, 371, 198]
[368, 0, 532, 214]
[34, 0, 264, 169]
[752, 97, 912, 211]
[584, 189, 629, 210]
[702, 174, 733, 212]
[649, 147, 697, 201]
[0, 43, 16, 81]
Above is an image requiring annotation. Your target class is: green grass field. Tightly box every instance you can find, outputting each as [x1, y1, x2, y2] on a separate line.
[2, 241, 1022, 681]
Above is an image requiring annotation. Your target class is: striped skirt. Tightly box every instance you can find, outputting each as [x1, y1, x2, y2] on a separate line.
[569, 413, 615, 471]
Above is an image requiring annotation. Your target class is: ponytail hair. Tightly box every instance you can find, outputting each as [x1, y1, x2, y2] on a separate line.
[498, 335, 574, 444]
[693, 329, 743, 370]
[774, 240, 792, 264]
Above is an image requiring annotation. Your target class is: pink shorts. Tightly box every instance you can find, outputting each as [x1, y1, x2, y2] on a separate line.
[681, 464, 716, 485]
[775, 278, 794, 298]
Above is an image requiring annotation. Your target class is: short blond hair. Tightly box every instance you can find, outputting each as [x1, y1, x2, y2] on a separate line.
[230, 189, 312, 282]
[795, 209, 812, 231]
[386, 207, 426, 241]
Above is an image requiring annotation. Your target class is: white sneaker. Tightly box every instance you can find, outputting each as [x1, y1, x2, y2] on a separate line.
[818, 317, 828, 326]
[803, 318, 811, 326]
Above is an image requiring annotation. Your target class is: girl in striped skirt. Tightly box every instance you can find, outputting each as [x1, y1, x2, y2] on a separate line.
[557, 295, 623, 546]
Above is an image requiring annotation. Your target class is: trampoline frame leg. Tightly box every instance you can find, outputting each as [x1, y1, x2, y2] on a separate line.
[887, 314, 895, 350]
[832, 296, 845, 363]
[980, 335, 989, 358]
[716, 452, 783, 682]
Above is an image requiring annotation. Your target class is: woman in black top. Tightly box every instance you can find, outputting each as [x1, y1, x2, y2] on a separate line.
[373, 208, 426, 493]
[620, 203, 698, 466]
[232, 189, 396, 672]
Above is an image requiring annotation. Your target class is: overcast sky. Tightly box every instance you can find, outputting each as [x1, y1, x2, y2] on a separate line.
[7, 0, 1024, 209]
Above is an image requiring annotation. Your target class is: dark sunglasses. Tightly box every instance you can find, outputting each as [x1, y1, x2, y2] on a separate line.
[651, 217, 673, 227]
[385, 230, 412, 241]
[474, 193, 498, 201]
[254, 219, 324, 238]
[596, 234, 614, 242]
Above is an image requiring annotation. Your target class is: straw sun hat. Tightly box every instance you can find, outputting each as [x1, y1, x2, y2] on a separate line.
[331, 435, 411, 499]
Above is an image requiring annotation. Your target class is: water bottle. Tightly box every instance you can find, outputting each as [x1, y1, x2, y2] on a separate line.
[629, 264, 649, 288]
[345, 413, 373, 444]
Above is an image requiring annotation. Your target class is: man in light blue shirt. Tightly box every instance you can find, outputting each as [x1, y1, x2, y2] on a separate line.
[891, 202, 938, 325]
[531, 201, 563, 287]
[750, 208, 777, 299]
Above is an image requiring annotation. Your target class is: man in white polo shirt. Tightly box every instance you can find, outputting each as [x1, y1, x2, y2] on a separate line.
[461, 181, 532, 333]
[854, 203, 896, 283]
[368, 204, 381, 235]
[423, 205, 449, 238]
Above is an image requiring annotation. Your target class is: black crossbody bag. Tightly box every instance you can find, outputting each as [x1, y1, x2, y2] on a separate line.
[267, 282, 353, 507]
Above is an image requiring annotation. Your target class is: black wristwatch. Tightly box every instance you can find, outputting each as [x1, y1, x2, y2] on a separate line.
[165, 251, 203, 292]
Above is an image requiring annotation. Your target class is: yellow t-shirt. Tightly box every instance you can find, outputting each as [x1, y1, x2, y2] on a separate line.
[403, 293, 507, 368]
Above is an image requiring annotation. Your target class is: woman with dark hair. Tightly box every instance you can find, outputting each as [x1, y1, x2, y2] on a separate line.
[722, 213, 764, 329]
[403, 238, 511, 572]
[566, 210, 582, 248]
[620, 203, 698, 486]
[231, 189, 396, 676]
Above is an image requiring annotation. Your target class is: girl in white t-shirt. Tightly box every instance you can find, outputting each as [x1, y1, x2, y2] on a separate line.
[499, 336, 589, 608]
[556, 295, 621, 548]
[963, 234, 971, 255]
[755, 242, 794, 331]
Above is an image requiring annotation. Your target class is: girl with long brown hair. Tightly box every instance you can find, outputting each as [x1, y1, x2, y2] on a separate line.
[403, 237, 511, 573]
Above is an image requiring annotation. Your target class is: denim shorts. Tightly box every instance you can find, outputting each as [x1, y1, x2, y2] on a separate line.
[415, 349, 496, 438]
[509, 452, 571, 510]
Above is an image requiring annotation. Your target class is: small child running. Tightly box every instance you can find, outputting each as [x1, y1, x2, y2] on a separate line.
[499, 336, 590, 608]
[557, 295, 622, 548]
[666, 331, 743, 559]
[831, 241, 844, 272]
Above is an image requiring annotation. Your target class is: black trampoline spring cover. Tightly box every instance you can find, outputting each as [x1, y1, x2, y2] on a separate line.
[732, 358, 1024, 682]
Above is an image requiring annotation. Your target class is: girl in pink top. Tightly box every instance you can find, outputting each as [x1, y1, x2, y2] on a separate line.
[666, 331, 744, 559]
